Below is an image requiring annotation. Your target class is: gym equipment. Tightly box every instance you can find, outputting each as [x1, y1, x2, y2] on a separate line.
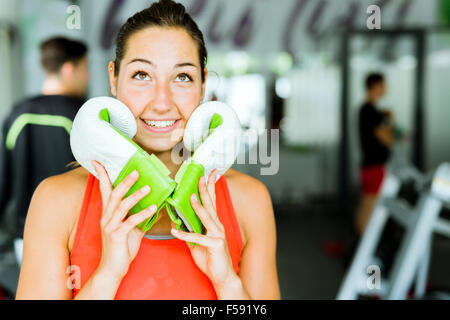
[337, 163, 450, 300]
[14, 238, 23, 267]
[70, 97, 242, 234]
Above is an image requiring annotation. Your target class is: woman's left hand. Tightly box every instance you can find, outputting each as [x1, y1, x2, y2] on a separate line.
[170, 169, 238, 290]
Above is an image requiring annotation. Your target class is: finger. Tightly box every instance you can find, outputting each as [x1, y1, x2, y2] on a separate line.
[116, 205, 158, 236]
[133, 227, 147, 244]
[92, 160, 112, 209]
[104, 170, 140, 222]
[171, 228, 223, 248]
[190, 193, 221, 234]
[108, 185, 151, 227]
[198, 176, 216, 216]
[206, 169, 217, 210]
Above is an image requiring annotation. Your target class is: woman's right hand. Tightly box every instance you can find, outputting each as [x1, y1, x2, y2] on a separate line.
[92, 160, 157, 281]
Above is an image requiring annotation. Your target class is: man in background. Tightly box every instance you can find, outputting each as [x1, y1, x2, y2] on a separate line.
[0, 37, 89, 255]
[355, 73, 394, 235]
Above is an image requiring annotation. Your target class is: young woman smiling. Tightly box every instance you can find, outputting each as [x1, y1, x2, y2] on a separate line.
[16, 0, 280, 300]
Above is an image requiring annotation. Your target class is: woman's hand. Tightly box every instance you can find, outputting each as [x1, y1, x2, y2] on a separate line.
[170, 170, 240, 292]
[92, 161, 158, 281]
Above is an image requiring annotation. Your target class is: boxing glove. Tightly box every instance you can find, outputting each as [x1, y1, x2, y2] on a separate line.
[70, 97, 177, 232]
[166, 101, 242, 234]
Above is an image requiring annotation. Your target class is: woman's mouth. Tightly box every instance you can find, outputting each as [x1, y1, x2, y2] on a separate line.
[141, 118, 181, 133]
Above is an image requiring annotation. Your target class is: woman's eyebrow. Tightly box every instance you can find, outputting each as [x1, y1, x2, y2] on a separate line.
[174, 62, 198, 69]
[127, 58, 154, 66]
[126, 58, 198, 69]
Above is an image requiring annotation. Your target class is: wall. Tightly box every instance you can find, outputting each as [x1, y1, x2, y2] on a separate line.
[0, 0, 22, 126]
[425, 32, 450, 171]
[18, 0, 439, 97]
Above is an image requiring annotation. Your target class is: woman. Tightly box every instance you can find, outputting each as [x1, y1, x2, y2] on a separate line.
[16, 0, 279, 300]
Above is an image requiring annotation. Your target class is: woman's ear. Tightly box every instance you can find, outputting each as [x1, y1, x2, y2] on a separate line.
[108, 61, 118, 97]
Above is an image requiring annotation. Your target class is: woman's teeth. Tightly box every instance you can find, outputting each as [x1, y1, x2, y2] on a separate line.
[144, 120, 176, 128]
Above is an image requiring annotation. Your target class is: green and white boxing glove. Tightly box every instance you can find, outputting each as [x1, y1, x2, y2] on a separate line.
[70, 96, 177, 231]
[166, 101, 242, 234]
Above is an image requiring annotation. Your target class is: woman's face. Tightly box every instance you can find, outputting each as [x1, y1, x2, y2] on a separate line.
[109, 26, 207, 153]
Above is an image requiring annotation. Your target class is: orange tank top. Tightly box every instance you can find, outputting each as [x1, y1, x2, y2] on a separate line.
[70, 174, 243, 300]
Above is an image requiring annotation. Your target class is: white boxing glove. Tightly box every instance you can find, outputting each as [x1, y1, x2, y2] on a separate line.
[70, 96, 177, 232]
[70, 97, 137, 181]
[183, 101, 242, 182]
[166, 101, 242, 234]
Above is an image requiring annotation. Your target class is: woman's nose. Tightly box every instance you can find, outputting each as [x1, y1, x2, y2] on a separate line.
[150, 81, 172, 113]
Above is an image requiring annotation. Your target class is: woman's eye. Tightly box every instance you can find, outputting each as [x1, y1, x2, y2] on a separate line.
[176, 73, 192, 82]
[133, 72, 150, 81]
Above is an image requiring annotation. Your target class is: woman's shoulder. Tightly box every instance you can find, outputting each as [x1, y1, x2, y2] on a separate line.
[224, 169, 273, 215]
[36, 167, 89, 202]
[224, 169, 271, 200]
[26, 167, 90, 245]
[223, 169, 274, 246]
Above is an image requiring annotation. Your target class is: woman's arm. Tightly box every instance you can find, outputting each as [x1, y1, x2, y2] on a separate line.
[171, 171, 281, 300]
[230, 174, 281, 300]
[72, 267, 123, 300]
[16, 176, 77, 299]
[16, 165, 155, 300]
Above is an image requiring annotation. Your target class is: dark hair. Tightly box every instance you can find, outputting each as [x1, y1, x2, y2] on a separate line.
[114, 0, 207, 82]
[40, 37, 88, 74]
[366, 73, 385, 90]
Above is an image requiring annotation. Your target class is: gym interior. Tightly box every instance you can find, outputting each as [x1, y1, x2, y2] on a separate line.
[0, 0, 450, 300]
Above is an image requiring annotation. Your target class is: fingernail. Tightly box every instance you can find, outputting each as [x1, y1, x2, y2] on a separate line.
[171, 228, 178, 234]
[131, 170, 139, 178]
[149, 205, 157, 212]
[141, 185, 150, 193]
[191, 194, 198, 202]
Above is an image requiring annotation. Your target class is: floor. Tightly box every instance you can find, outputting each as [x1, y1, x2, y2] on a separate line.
[275, 202, 450, 299]
[275, 202, 352, 299]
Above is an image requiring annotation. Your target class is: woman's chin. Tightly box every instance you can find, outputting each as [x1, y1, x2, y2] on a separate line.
[133, 134, 183, 155]
[140, 141, 181, 155]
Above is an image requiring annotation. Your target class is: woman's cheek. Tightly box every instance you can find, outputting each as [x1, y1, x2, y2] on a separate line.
[172, 86, 202, 118]
[118, 84, 150, 117]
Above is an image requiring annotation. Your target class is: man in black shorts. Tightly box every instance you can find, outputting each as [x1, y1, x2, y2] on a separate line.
[0, 37, 89, 254]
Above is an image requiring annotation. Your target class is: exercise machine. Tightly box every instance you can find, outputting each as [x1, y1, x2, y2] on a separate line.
[337, 163, 450, 300]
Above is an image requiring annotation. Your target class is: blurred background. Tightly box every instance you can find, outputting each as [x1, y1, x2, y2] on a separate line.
[0, 0, 450, 299]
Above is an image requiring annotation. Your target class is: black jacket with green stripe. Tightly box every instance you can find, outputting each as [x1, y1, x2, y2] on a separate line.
[0, 95, 85, 238]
